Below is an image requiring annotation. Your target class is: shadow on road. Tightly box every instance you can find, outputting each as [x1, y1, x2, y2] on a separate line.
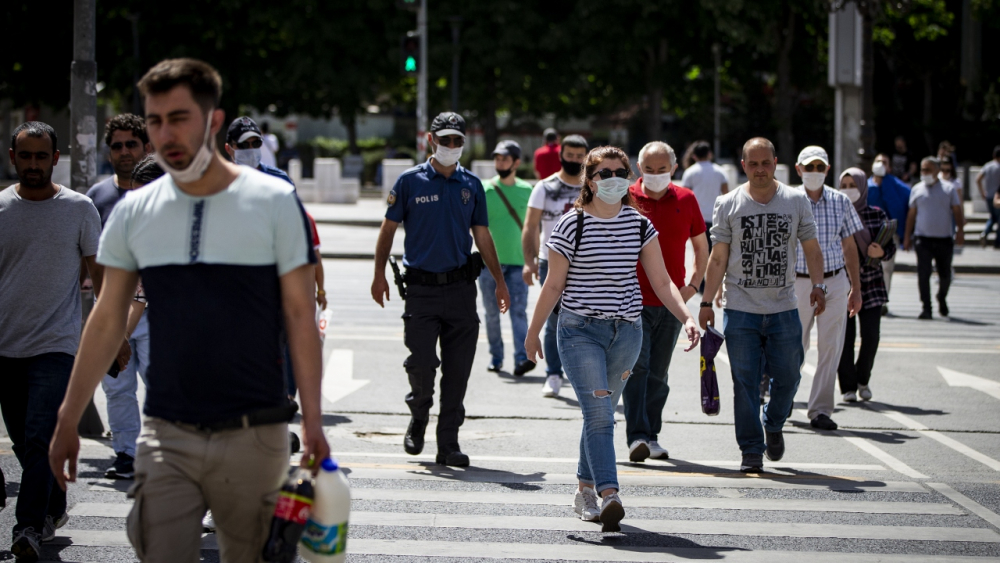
[568, 531, 738, 558]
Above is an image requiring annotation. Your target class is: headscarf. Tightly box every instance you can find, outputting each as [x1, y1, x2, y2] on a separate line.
[841, 167, 871, 259]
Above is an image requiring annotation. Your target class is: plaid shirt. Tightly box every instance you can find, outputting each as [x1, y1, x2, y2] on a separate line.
[795, 187, 864, 274]
[856, 206, 895, 309]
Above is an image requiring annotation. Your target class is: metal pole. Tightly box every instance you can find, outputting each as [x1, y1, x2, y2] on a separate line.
[713, 43, 721, 159]
[71, 0, 97, 194]
[416, 0, 428, 158]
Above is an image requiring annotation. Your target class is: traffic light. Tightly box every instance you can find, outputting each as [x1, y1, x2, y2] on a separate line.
[401, 33, 420, 77]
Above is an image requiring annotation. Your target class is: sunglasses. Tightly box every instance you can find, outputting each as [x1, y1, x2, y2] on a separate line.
[591, 168, 630, 180]
[110, 140, 141, 151]
[802, 163, 827, 173]
[235, 138, 263, 150]
[435, 135, 465, 148]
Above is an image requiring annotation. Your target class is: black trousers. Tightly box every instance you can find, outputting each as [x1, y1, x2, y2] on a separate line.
[914, 236, 953, 311]
[838, 307, 881, 392]
[402, 281, 479, 450]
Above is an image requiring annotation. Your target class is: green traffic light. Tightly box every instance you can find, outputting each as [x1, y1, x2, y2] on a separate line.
[405, 56, 417, 72]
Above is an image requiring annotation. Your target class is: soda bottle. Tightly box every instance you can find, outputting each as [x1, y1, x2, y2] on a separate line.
[262, 468, 315, 563]
[300, 458, 351, 563]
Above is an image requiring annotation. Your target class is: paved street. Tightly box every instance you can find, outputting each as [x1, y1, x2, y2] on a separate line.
[2, 259, 999, 562]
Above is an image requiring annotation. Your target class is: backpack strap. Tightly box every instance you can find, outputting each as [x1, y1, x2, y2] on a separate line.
[574, 208, 584, 258]
[639, 215, 648, 245]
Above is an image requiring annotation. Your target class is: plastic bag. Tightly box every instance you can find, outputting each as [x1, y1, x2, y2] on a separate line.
[317, 308, 333, 343]
[700, 326, 725, 416]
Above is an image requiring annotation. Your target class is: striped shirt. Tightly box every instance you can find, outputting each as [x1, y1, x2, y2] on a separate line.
[546, 206, 658, 322]
[794, 186, 863, 274]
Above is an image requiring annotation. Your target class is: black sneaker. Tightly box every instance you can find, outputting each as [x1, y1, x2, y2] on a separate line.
[487, 362, 502, 373]
[918, 310, 933, 320]
[764, 430, 784, 461]
[740, 453, 763, 473]
[938, 300, 949, 317]
[513, 360, 536, 377]
[404, 418, 428, 455]
[810, 414, 838, 431]
[104, 452, 135, 480]
[436, 449, 470, 467]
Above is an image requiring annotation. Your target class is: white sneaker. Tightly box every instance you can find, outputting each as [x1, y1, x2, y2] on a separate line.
[858, 384, 872, 401]
[628, 440, 650, 462]
[843, 391, 858, 403]
[542, 375, 562, 398]
[573, 487, 600, 522]
[648, 440, 670, 460]
[599, 492, 625, 532]
[42, 512, 69, 541]
[202, 510, 216, 533]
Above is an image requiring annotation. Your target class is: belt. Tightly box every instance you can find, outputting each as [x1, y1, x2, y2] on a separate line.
[171, 403, 297, 434]
[796, 267, 842, 279]
[405, 267, 470, 286]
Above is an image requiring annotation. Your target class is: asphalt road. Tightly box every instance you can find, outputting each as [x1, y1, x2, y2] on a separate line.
[2, 259, 998, 562]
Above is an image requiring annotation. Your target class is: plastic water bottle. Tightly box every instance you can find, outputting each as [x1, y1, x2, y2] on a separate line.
[262, 468, 315, 563]
[300, 458, 350, 562]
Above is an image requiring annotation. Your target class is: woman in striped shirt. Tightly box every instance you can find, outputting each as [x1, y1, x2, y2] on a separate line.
[525, 146, 700, 532]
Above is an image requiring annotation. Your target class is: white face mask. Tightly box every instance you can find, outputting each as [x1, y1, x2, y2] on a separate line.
[153, 111, 216, 184]
[871, 161, 887, 177]
[594, 176, 631, 204]
[801, 172, 826, 191]
[920, 174, 937, 186]
[233, 148, 261, 168]
[432, 143, 463, 167]
[642, 172, 671, 193]
[842, 188, 861, 203]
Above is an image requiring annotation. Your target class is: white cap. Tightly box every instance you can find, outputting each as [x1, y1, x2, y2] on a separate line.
[797, 146, 829, 166]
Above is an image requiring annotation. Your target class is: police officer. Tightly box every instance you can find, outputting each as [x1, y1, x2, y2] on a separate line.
[371, 112, 510, 467]
[225, 116, 294, 184]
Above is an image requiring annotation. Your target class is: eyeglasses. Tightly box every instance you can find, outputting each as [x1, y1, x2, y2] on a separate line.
[591, 168, 630, 180]
[236, 138, 263, 150]
[435, 135, 465, 148]
[110, 140, 141, 151]
[802, 163, 827, 173]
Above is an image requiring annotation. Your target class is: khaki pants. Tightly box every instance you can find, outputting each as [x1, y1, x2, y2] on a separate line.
[127, 416, 289, 562]
[795, 271, 850, 420]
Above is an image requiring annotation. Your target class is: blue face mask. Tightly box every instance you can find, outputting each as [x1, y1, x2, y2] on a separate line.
[594, 177, 630, 204]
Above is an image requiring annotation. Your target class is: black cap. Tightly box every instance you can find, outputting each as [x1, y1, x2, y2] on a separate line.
[492, 140, 522, 160]
[227, 116, 261, 144]
[430, 112, 466, 137]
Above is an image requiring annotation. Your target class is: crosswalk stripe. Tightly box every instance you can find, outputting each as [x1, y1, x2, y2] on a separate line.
[926, 482, 1000, 529]
[47, 530, 217, 550]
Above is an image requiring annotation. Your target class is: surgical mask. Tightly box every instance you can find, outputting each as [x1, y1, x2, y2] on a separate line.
[432, 143, 463, 167]
[642, 172, 671, 193]
[153, 112, 215, 184]
[871, 161, 886, 177]
[496, 167, 514, 179]
[594, 177, 631, 204]
[921, 174, 937, 186]
[842, 188, 861, 203]
[233, 148, 261, 168]
[802, 172, 826, 191]
[939, 171, 952, 181]
[561, 159, 582, 177]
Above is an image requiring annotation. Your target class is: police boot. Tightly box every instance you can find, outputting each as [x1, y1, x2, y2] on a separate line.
[404, 418, 428, 455]
[436, 444, 470, 467]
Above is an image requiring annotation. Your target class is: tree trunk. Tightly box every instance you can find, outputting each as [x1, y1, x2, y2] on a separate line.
[645, 39, 668, 143]
[345, 112, 359, 155]
[774, 7, 796, 166]
[484, 70, 498, 157]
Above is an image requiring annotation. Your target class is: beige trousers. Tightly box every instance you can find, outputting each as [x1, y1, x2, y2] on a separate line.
[126, 416, 289, 562]
[795, 270, 850, 420]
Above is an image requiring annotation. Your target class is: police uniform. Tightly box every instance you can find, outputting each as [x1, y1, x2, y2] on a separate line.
[386, 140, 488, 465]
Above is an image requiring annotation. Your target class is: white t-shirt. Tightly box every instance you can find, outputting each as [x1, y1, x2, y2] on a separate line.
[527, 175, 581, 260]
[261, 133, 279, 167]
[679, 160, 729, 222]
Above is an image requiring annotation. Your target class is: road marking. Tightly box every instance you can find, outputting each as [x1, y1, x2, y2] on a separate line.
[70, 503, 131, 518]
[832, 429, 929, 479]
[865, 404, 1000, 472]
[938, 366, 1000, 400]
[321, 349, 368, 405]
[926, 482, 1000, 529]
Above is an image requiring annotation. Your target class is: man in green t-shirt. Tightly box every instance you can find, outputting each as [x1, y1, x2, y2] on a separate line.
[481, 141, 535, 376]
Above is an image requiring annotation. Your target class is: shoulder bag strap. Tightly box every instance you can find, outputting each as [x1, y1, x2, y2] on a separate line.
[491, 181, 523, 230]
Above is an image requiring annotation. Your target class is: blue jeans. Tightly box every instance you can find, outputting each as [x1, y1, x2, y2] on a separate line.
[722, 309, 802, 455]
[101, 313, 150, 457]
[558, 311, 642, 493]
[985, 196, 1000, 248]
[478, 265, 529, 366]
[538, 259, 563, 376]
[622, 306, 683, 444]
[0, 353, 72, 533]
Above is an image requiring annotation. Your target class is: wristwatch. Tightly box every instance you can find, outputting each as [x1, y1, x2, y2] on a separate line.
[813, 283, 828, 295]
[700, 301, 713, 308]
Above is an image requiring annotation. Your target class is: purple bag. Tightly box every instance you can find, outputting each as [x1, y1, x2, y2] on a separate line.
[700, 326, 725, 416]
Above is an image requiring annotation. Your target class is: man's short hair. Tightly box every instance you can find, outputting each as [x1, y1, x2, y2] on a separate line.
[543, 127, 558, 142]
[137, 58, 223, 113]
[561, 134, 588, 154]
[104, 114, 148, 146]
[692, 140, 712, 160]
[920, 156, 940, 169]
[11, 121, 57, 152]
[994, 145, 1000, 159]
[638, 141, 676, 168]
[742, 137, 776, 161]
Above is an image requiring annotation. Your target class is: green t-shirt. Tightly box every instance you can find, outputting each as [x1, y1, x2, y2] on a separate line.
[483, 175, 533, 266]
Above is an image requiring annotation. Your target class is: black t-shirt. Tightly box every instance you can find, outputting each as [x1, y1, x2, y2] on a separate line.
[85, 177, 128, 227]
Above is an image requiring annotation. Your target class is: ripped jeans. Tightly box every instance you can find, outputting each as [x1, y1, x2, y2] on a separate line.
[558, 310, 643, 493]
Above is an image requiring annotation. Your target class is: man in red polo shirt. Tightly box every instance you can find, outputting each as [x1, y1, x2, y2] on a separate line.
[533, 128, 561, 179]
[623, 141, 709, 462]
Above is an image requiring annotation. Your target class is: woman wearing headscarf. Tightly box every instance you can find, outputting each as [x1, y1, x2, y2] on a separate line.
[837, 167, 895, 402]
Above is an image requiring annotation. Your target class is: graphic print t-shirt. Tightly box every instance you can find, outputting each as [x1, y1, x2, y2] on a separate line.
[527, 175, 581, 260]
[710, 183, 817, 314]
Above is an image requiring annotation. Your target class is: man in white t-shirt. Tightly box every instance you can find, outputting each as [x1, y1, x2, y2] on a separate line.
[522, 134, 588, 398]
[259, 121, 279, 168]
[679, 141, 729, 253]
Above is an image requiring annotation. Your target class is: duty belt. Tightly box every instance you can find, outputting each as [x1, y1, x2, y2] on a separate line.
[171, 402, 298, 433]
[404, 252, 484, 286]
[796, 267, 843, 279]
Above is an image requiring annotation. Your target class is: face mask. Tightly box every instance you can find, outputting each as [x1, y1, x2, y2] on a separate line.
[496, 167, 514, 179]
[871, 161, 886, 177]
[153, 111, 215, 184]
[802, 172, 826, 191]
[921, 174, 937, 186]
[561, 159, 582, 176]
[939, 171, 952, 181]
[642, 172, 671, 193]
[233, 148, 261, 168]
[432, 143, 463, 167]
[594, 176, 630, 204]
[842, 188, 861, 203]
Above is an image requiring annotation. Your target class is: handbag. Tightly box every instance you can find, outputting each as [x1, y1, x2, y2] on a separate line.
[700, 326, 725, 416]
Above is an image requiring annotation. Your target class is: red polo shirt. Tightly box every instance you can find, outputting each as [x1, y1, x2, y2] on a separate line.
[533, 143, 562, 179]
[631, 179, 706, 306]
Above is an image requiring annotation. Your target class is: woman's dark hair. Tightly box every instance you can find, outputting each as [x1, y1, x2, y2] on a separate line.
[574, 145, 635, 209]
[131, 154, 165, 187]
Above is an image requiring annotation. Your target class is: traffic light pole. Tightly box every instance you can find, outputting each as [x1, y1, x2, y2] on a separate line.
[416, 0, 428, 158]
